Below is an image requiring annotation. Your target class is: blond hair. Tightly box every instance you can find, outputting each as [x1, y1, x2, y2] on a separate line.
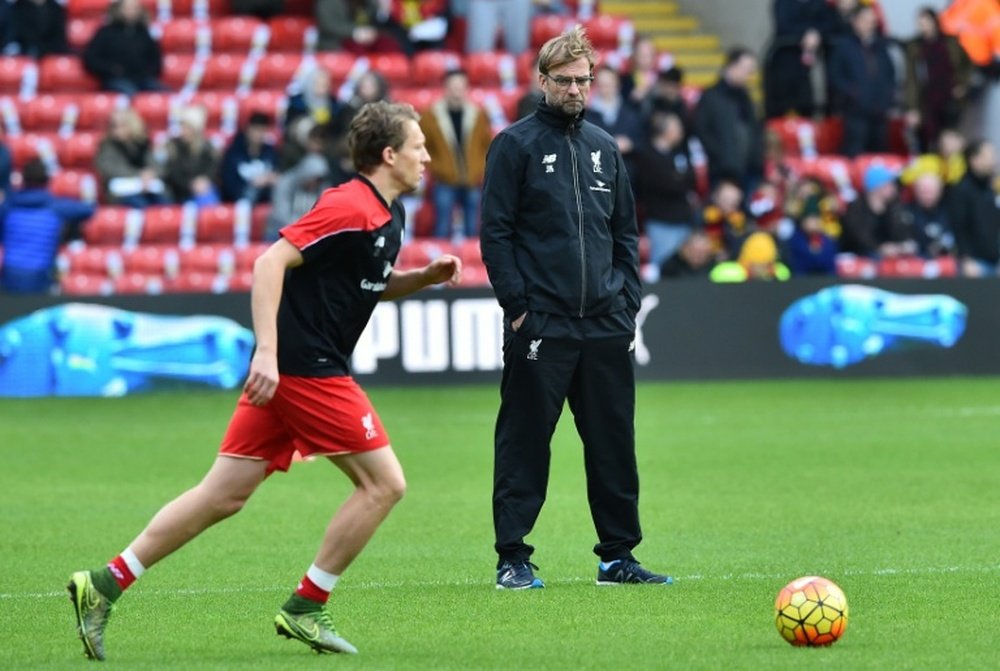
[537, 25, 597, 76]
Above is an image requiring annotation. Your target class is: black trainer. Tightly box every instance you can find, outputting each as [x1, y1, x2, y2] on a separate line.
[496, 560, 545, 590]
[596, 559, 673, 585]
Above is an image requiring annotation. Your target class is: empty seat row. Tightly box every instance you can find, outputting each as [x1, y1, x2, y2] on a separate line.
[58, 241, 269, 277]
[64, 0, 313, 20]
[84, 203, 271, 247]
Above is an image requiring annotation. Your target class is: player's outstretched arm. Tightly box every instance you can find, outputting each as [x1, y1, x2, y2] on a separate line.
[244, 238, 304, 406]
[381, 254, 462, 300]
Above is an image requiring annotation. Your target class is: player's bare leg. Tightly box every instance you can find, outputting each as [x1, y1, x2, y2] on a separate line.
[275, 446, 406, 655]
[68, 456, 268, 661]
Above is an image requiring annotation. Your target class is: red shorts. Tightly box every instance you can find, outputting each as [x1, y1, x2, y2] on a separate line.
[219, 375, 389, 475]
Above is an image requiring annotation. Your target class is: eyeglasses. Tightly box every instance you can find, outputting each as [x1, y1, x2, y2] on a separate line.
[545, 74, 594, 88]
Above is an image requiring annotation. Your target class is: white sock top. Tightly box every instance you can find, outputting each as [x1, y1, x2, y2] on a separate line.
[306, 564, 339, 592]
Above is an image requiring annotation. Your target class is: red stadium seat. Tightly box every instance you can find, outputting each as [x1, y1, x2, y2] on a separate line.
[60, 273, 113, 296]
[16, 95, 73, 132]
[396, 239, 450, 269]
[162, 54, 200, 91]
[5, 133, 57, 169]
[200, 54, 250, 91]
[165, 271, 228, 293]
[65, 0, 114, 19]
[142, 205, 192, 244]
[460, 263, 490, 287]
[469, 87, 522, 125]
[39, 56, 100, 93]
[196, 204, 237, 243]
[0, 56, 35, 95]
[235, 242, 269, 271]
[238, 89, 288, 127]
[767, 117, 845, 158]
[454, 238, 483, 267]
[393, 88, 439, 113]
[784, 155, 856, 195]
[188, 91, 240, 130]
[267, 16, 315, 53]
[314, 52, 357, 85]
[57, 132, 101, 169]
[250, 203, 271, 241]
[50, 170, 98, 200]
[76, 93, 127, 131]
[227, 270, 254, 292]
[583, 15, 629, 50]
[212, 17, 266, 53]
[67, 17, 100, 51]
[133, 92, 176, 129]
[114, 272, 165, 294]
[367, 53, 411, 87]
[158, 18, 205, 53]
[835, 254, 877, 279]
[121, 245, 181, 277]
[876, 255, 958, 279]
[516, 51, 538, 84]
[83, 207, 140, 245]
[530, 15, 576, 49]
[412, 51, 463, 86]
[255, 53, 304, 90]
[57, 245, 124, 277]
[178, 244, 237, 275]
[464, 51, 519, 88]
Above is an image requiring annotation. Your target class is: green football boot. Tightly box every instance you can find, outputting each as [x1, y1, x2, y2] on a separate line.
[275, 607, 358, 655]
[67, 571, 114, 661]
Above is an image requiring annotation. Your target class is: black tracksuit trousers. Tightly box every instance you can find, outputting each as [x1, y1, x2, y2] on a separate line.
[492, 330, 642, 564]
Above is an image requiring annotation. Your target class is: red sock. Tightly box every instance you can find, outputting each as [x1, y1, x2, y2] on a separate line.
[295, 575, 330, 605]
[107, 555, 137, 591]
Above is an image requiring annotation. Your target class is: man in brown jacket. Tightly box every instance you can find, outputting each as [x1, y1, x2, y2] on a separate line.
[419, 68, 494, 239]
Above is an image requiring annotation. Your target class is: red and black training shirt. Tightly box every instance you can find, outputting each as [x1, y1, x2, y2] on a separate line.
[276, 175, 404, 377]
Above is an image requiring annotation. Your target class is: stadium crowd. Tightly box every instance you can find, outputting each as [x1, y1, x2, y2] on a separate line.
[1, 0, 999, 294]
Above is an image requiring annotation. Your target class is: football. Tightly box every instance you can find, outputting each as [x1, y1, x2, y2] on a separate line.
[774, 576, 849, 646]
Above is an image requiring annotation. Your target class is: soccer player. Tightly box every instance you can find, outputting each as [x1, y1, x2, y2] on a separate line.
[67, 101, 462, 660]
[480, 27, 673, 589]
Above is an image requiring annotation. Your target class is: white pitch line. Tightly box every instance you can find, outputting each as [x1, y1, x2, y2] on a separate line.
[4, 564, 999, 600]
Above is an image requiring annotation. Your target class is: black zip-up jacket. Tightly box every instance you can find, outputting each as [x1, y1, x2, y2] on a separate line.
[480, 101, 641, 326]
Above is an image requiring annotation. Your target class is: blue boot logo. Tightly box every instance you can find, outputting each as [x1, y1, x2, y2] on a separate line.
[779, 285, 967, 368]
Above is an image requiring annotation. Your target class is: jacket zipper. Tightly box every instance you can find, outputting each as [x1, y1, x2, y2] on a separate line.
[567, 129, 586, 317]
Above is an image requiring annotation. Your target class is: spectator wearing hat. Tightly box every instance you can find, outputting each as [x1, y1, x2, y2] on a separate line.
[787, 195, 838, 275]
[1, 159, 95, 293]
[840, 164, 915, 257]
[906, 172, 954, 259]
[220, 112, 279, 205]
[710, 231, 790, 282]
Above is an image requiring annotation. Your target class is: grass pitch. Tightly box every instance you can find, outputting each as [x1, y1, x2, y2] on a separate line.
[2, 378, 1000, 670]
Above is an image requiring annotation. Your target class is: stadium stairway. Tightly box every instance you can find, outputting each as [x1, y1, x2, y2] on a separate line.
[599, 0, 722, 88]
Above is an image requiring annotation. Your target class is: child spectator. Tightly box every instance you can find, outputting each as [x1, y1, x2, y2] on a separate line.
[787, 195, 838, 275]
[1, 159, 95, 293]
[701, 179, 750, 258]
[95, 108, 167, 208]
[710, 231, 790, 282]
